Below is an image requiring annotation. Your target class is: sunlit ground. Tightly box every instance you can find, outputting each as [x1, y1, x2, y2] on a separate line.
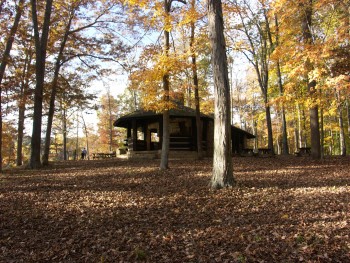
[1, 156, 349, 262]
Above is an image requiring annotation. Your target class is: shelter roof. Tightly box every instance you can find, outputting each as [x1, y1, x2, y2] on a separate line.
[114, 104, 212, 127]
[114, 104, 255, 139]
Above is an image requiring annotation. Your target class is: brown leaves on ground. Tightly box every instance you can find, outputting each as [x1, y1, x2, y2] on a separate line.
[1, 156, 349, 262]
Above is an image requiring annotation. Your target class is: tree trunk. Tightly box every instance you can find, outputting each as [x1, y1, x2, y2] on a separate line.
[253, 120, 258, 150]
[107, 92, 113, 152]
[336, 91, 346, 156]
[265, 102, 274, 153]
[309, 81, 321, 159]
[81, 111, 90, 160]
[320, 107, 324, 158]
[190, 0, 202, 159]
[75, 112, 79, 160]
[347, 99, 350, 136]
[160, 0, 171, 170]
[208, 0, 234, 189]
[297, 104, 302, 148]
[273, 14, 289, 155]
[42, 13, 74, 166]
[17, 49, 32, 166]
[0, 0, 25, 171]
[30, 0, 53, 168]
[62, 107, 67, 161]
[302, 0, 321, 159]
[276, 61, 289, 155]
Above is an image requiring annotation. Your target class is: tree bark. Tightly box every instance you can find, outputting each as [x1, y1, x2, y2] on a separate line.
[81, 111, 90, 160]
[62, 104, 67, 161]
[160, 0, 171, 170]
[336, 91, 346, 156]
[17, 47, 33, 166]
[320, 107, 324, 158]
[208, 0, 234, 189]
[0, 0, 25, 171]
[30, 0, 53, 168]
[347, 99, 350, 136]
[276, 60, 289, 154]
[273, 14, 288, 154]
[42, 12, 74, 166]
[302, 0, 321, 159]
[265, 100, 274, 152]
[190, 0, 202, 159]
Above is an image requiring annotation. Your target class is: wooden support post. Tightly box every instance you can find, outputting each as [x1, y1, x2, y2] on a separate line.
[132, 119, 137, 151]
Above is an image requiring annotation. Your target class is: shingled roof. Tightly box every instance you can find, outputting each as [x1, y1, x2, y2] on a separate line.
[114, 104, 255, 139]
[114, 104, 212, 127]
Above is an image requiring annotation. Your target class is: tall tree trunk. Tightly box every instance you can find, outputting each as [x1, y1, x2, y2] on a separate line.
[276, 61, 289, 154]
[308, 81, 321, 159]
[336, 91, 346, 156]
[346, 99, 350, 137]
[190, 0, 202, 159]
[75, 112, 79, 160]
[30, 0, 53, 168]
[108, 92, 113, 152]
[273, 14, 289, 155]
[329, 129, 334, 155]
[62, 106, 67, 161]
[208, 0, 234, 189]
[81, 111, 90, 160]
[253, 119, 258, 150]
[297, 104, 303, 148]
[265, 101, 274, 152]
[160, 0, 171, 170]
[302, 0, 321, 159]
[0, 0, 25, 171]
[17, 48, 33, 166]
[42, 13, 74, 165]
[320, 107, 324, 158]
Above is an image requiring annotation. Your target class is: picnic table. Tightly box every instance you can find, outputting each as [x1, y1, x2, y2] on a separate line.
[240, 148, 273, 157]
[295, 147, 311, 156]
[92, 152, 116, 159]
[240, 148, 255, 157]
[256, 148, 274, 157]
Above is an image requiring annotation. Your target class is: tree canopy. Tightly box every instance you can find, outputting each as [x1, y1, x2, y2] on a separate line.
[0, 0, 349, 170]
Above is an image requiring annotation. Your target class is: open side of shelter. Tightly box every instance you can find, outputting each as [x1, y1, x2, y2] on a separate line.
[113, 104, 255, 159]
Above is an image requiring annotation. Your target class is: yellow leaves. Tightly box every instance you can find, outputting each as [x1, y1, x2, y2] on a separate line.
[123, 0, 149, 8]
[281, 214, 289, 219]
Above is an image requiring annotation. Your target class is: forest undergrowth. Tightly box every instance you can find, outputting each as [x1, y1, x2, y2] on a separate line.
[1, 156, 349, 262]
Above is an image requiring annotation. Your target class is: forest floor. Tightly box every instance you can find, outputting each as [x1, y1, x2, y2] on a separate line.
[0, 156, 349, 262]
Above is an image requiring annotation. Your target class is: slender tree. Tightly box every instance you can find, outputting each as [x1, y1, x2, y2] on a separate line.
[160, 0, 171, 170]
[30, 0, 53, 168]
[190, 0, 202, 159]
[208, 0, 234, 189]
[230, 0, 274, 153]
[160, 0, 186, 170]
[0, 0, 25, 171]
[273, 14, 289, 155]
[42, 4, 75, 165]
[17, 42, 34, 166]
[301, 0, 321, 159]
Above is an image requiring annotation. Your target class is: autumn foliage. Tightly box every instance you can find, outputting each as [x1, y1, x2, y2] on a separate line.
[1, 157, 349, 262]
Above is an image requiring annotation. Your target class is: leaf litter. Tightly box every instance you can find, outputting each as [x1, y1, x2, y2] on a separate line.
[0, 156, 349, 262]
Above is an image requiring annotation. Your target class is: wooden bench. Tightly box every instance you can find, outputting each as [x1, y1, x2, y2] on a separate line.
[170, 137, 192, 151]
[256, 148, 274, 157]
[240, 148, 255, 157]
[92, 152, 116, 159]
[294, 147, 311, 156]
